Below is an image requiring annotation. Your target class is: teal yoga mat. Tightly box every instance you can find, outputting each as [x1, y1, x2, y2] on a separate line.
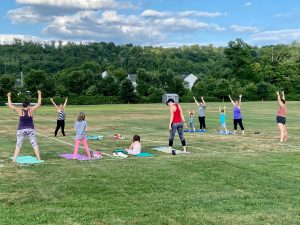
[10, 156, 44, 164]
[135, 152, 156, 157]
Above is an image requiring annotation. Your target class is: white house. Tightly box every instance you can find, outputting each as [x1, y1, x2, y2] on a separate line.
[127, 74, 138, 89]
[182, 74, 198, 89]
[101, 71, 108, 79]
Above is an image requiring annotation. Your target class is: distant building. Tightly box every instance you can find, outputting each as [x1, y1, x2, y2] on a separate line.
[127, 74, 138, 89]
[101, 71, 108, 79]
[182, 74, 198, 89]
[162, 93, 179, 104]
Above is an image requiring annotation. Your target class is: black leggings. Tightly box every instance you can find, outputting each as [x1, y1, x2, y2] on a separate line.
[55, 120, 65, 136]
[198, 116, 206, 129]
[169, 123, 186, 147]
[234, 119, 244, 130]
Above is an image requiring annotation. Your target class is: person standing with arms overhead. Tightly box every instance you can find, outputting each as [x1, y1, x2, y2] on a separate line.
[229, 94, 245, 135]
[7, 91, 42, 163]
[50, 97, 68, 137]
[166, 99, 187, 154]
[193, 96, 206, 131]
[276, 91, 287, 142]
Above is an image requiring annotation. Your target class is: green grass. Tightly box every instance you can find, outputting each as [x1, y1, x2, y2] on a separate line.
[0, 102, 299, 225]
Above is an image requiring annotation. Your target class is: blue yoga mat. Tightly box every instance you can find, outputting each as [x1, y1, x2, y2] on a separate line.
[135, 152, 156, 157]
[10, 156, 44, 164]
[216, 131, 234, 135]
[183, 129, 208, 133]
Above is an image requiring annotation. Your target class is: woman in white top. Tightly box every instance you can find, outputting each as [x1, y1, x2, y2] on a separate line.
[126, 135, 141, 155]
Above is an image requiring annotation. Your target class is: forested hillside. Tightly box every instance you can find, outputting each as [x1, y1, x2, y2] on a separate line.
[0, 38, 299, 104]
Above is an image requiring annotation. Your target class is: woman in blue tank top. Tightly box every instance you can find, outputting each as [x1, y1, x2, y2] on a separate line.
[7, 91, 42, 163]
[229, 94, 245, 135]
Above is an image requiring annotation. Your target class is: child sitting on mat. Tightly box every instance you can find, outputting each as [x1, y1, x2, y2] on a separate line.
[126, 135, 141, 155]
[188, 109, 196, 132]
[73, 112, 91, 159]
[219, 106, 228, 134]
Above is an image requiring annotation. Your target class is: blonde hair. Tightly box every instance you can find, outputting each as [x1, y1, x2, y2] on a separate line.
[77, 112, 85, 122]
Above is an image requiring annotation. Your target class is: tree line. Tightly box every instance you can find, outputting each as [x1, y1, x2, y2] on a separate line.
[0, 38, 299, 104]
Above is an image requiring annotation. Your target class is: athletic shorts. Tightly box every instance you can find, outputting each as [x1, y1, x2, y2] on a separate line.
[276, 116, 286, 125]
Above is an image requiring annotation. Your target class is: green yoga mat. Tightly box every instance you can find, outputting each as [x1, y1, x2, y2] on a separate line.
[10, 156, 44, 164]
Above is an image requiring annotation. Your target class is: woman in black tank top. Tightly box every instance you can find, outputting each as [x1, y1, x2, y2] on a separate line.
[50, 97, 68, 137]
[7, 91, 42, 163]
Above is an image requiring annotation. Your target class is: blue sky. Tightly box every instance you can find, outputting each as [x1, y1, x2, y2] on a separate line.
[1, 0, 300, 46]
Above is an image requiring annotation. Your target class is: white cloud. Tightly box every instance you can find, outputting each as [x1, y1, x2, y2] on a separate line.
[16, 0, 127, 10]
[0, 34, 43, 44]
[245, 2, 252, 6]
[178, 11, 223, 18]
[6, 1, 226, 45]
[273, 13, 292, 18]
[230, 25, 259, 33]
[141, 9, 224, 18]
[250, 29, 300, 45]
[141, 9, 171, 17]
[7, 6, 52, 24]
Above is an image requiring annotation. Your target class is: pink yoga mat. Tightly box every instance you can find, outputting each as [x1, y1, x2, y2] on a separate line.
[59, 154, 92, 161]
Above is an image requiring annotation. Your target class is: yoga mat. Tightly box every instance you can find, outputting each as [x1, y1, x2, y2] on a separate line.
[72, 135, 103, 141]
[113, 149, 127, 154]
[183, 129, 208, 133]
[59, 153, 99, 161]
[10, 156, 44, 164]
[135, 152, 156, 157]
[152, 147, 191, 154]
[216, 131, 234, 135]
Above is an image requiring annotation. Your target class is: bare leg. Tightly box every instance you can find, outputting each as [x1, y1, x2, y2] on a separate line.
[283, 125, 288, 142]
[277, 123, 285, 142]
[12, 147, 21, 163]
[33, 147, 41, 160]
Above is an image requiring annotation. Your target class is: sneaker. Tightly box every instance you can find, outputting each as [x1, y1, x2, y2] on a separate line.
[113, 152, 118, 157]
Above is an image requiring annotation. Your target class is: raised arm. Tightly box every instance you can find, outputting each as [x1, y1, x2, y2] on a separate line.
[193, 96, 199, 106]
[50, 98, 58, 108]
[276, 91, 284, 107]
[228, 95, 235, 106]
[63, 97, 68, 109]
[7, 92, 21, 114]
[188, 108, 191, 114]
[201, 96, 206, 105]
[238, 94, 242, 106]
[223, 106, 226, 113]
[219, 106, 221, 113]
[31, 90, 42, 112]
[281, 91, 285, 101]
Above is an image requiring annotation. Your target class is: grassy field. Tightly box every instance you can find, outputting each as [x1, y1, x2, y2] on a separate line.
[0, 102, 299, 225]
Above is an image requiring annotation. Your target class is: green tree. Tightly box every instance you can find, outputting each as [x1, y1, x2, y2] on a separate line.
[119, 79, 136, 103]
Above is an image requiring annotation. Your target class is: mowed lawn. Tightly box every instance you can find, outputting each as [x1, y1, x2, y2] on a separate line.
[0, 102, 299, 225]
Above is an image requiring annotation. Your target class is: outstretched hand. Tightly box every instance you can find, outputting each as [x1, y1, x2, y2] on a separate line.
[276, 91, 279, 95]
[7, 92, 11, 97]
[239, 94, 242, 98]
[50, 98, 53, 101]
[37, 90, 42, 95]
[281, 91, 284, 95]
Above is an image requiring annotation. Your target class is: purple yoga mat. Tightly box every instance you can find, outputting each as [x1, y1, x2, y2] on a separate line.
[59, 153, 92, 161]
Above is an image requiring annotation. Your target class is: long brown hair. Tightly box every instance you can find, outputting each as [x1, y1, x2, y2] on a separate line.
[77, 112, 85, 122]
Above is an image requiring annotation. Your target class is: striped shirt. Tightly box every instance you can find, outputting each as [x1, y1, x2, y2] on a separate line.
[57, 110, 65, 121]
